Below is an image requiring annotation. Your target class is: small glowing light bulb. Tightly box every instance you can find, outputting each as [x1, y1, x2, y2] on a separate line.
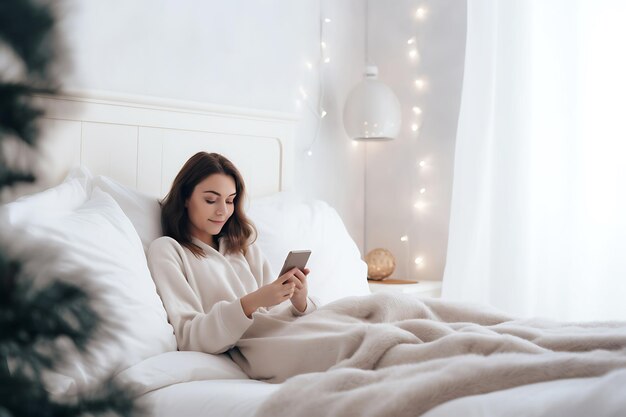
[414, 201, 425, 210]
[305, 61, 313, 70]
[415, 78, 425, 89]
[419, 160, 426, 167]
[412, 106, 422, 114]
[299, 87, 308, 99]
[415, 7, 426, 19]
[407, 37, 416, 45]
[414, 256, 424, 265]
[321, 41, 327, 49]
[411, 123, 419, 132]
[352, 141, 358, 147]
[324, 57, 331, 63]
[320, 109, 327, 118]
[307, 149, 313, 156]
[324, 18, 331, 23]
[409, 49, 418, 59]
[400, 235, 409, 242]
[420, 188, 426, 194]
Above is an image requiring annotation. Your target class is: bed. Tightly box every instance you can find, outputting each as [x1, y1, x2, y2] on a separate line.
[1, 91, 625, 417]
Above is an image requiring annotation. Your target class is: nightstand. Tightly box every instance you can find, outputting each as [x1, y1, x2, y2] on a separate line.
[368, 279, 442, 298]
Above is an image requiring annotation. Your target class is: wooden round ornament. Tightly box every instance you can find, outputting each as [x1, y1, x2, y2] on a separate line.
[364, 248, 396, 280]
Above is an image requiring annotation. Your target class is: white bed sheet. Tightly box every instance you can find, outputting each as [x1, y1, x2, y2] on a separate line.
[141, 379, 279, 417]
[423, 368, 626, 417]
[140, 368, 626, 417]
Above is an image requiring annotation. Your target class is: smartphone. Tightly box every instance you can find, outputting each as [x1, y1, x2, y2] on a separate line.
[279, 250, 312, 276]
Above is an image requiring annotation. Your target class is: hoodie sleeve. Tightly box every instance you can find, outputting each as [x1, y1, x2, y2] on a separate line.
[245, 243, 319, 316]
[147, 237, 253, 354]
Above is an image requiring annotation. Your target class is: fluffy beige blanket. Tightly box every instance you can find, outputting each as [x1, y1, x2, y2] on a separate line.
[229, 293, 626, 417]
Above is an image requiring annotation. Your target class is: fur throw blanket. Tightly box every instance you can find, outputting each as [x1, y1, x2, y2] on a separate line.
[229, 293, 626, 417]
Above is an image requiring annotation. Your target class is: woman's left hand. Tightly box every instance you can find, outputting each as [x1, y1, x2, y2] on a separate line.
[286, 267, 309, 312]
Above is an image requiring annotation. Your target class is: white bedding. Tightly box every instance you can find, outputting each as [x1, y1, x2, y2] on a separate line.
[423, 368, 626, 417]
[128, 352, 626, 417]
[142, 380, 278, 417]
[121, 303, 626, 417]
[117, 351, 279, 417]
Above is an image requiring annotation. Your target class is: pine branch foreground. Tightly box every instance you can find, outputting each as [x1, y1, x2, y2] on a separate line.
[1, 1, 142, 416]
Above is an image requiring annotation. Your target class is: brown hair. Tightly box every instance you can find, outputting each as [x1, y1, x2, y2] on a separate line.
[160, 152, 256, 257]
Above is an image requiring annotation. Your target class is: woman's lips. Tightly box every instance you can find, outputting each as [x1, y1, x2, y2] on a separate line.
[209, 219, 225, 225]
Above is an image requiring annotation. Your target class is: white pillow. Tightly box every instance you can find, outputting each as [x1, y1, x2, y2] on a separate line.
[92, 175, 162, 253]
[2, 178, 88, 224]
[116, 351, 249, 396]
[60, 169, 369, 304]
[0, 185, 177, 391]
[63, 165, 94, 193]
[63, 167, 162, 254]
[248, 193, 371, 305]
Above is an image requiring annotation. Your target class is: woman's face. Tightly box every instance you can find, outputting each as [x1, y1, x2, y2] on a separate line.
[185, 173, 237, 245]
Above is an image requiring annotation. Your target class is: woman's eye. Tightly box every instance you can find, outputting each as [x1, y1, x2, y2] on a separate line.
[205, 200, 216, 204]
[226, 201, 234, 205]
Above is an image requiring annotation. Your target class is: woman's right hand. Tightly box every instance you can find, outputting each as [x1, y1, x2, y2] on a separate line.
[240, 271, 297, 317]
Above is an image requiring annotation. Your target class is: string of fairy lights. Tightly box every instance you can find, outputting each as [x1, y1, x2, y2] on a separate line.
[402, 4, 429, 276]
[295, 10, 330, 157]
[295, 2, 432, 277]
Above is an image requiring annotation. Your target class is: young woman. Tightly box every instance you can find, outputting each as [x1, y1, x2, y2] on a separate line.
[147, 152, 317, 356]
[147, 152, 625, 390]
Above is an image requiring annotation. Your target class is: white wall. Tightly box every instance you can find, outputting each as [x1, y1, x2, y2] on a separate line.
[54, 0, 467, 270]
[57, 0, 366, 250]
[365, 0, 467, 281]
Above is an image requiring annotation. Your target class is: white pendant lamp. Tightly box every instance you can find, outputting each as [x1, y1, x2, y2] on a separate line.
[343, 1, 402, 141]
[343, 65, 401, 141]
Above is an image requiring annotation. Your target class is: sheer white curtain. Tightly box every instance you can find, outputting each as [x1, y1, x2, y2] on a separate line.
[443, 0, 626, 321]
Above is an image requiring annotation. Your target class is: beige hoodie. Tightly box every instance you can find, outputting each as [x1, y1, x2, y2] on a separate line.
[147, 236, 316, 354]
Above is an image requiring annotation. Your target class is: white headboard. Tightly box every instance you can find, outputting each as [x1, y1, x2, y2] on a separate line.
[34, 90, 297, 198]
